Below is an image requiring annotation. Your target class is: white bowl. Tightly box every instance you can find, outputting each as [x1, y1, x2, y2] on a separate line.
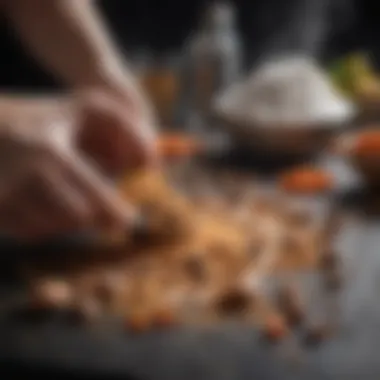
[213, 56, 357, 156]
[213, 108, 352, 157]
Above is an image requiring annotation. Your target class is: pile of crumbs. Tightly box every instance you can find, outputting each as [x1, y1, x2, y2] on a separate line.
[19, 169, 341, 343]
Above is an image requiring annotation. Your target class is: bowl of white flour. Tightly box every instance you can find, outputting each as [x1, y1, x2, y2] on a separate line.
[214, 56, 356, 156]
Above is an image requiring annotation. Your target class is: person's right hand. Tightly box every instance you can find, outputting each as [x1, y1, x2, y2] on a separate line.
[0, 94, 147, 241]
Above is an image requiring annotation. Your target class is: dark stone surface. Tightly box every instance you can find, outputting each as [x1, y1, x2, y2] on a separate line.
[0, 155, 378, 380]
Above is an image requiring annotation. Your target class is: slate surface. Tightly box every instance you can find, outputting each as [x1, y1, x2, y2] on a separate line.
[0, 152, 377, 380]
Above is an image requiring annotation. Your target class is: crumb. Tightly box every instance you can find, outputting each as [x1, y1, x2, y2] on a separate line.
[276, 284, 304, 327]
[215, 288, 252, 316]
[261, 314, 289, 343]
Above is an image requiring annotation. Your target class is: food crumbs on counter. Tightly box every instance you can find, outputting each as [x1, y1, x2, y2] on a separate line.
[215, 288, 253, 316]
[261, 313, 289, 343]
[19, 169, 336, 333]
[278, 167, 334, 194]
[276, 284, 305, 327]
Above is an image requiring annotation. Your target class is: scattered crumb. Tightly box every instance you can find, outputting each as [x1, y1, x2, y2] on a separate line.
[261, 313, 289, 343]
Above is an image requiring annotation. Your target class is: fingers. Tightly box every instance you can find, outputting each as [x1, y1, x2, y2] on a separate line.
[56, 149, 137, 232]
[28, 164, 92, 234]
[0, 153, 136, 241]
[76, 91, 158, 175]
[0, 162, 91, 240]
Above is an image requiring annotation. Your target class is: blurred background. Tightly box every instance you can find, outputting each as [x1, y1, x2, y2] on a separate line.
[0, 0, 378, 88]
[2, 0, 380, 133]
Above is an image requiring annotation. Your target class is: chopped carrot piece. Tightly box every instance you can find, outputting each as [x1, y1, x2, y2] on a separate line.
[157, 134, 203, 158]
[278, 167, 333, 194]
[353, 130, 380, 156]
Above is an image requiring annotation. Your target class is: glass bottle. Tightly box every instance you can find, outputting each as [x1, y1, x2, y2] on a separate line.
[178, 1, 243, 133]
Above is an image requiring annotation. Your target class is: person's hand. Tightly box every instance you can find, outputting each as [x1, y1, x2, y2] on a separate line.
[0, 92, 152, 241]
[85, 66, 158, 157]
[77, 88, 158, 176]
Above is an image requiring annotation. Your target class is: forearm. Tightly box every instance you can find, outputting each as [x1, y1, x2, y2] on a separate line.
[4, 0, 133, 89]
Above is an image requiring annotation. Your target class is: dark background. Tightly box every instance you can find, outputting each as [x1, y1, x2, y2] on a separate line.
[0, 0, 379, 90]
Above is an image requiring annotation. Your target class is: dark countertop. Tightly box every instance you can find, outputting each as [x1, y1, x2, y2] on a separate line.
[0, 153, 378, 380]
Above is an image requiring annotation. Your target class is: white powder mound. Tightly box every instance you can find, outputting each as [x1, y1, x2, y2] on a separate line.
[215, 56, 355, 127]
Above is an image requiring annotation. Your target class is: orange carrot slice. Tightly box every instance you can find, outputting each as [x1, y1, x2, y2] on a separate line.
[278, 167, 333, 194]
[353, 129, 380, 156]
[157, 134, 204, 159]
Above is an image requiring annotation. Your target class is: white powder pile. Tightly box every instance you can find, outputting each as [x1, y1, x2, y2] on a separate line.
[215, 56, 355, 127]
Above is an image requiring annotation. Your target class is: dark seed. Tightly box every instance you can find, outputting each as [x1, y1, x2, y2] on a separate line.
[215, 288, 252, 316]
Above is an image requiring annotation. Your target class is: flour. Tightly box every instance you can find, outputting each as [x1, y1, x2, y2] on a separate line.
[215, 56, 355, 126]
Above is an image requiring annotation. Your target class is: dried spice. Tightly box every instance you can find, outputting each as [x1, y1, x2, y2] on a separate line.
[21, 169, 332, 331]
